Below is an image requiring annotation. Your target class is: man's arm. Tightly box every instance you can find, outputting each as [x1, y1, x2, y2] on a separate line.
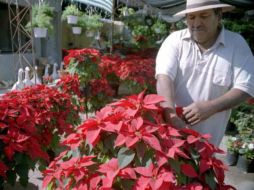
[156, 74, 186, 128]
[183, 88, 251, 125]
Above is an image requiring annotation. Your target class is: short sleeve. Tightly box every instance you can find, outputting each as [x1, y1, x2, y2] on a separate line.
[155, 31, 180, 81]
[232, 35, 254, 97]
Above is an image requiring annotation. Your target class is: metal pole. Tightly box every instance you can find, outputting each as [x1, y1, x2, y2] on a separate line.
[110, 0, 115, 54]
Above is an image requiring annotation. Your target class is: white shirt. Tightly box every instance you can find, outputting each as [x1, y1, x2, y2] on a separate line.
[156, 28, 254, 146]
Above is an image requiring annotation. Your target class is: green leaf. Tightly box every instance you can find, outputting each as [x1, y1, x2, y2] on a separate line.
[47, 181, 53, 190]
[141, 149, 153, 167]
[6, 170, 16, 186]
[0, 177, 4, 189]
[190, 148, 200, 161]
[50, 134, 60, 149]
[13, 153, 30, 165]
[71, 148, 81, 157]
[117, 147, 135, 169]
[121, 179, 135, 190]
[16, 164, 29, 187]
[205, 171, 217, 190]
[169, 159, 181, 174]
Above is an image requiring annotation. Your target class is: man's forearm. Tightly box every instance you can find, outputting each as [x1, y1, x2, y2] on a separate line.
[209, 88, 251, 114]
[156, 74, 175, 110]
[183, 88, 251, 125]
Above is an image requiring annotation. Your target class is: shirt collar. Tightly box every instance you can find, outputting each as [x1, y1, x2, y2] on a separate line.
[182, 27, 226, 47]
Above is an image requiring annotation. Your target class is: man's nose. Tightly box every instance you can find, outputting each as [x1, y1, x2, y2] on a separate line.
[192, 17, 202, 28]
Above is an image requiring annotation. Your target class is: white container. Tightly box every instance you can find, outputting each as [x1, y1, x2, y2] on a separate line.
[72, 27, 82, 34]
[34, 27, 47, 38]
[67, 15, 78, 24]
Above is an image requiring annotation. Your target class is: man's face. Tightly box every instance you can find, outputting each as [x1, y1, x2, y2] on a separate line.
[186, 9, 220, 48]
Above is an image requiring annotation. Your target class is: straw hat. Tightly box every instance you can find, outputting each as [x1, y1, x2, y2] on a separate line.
[175, 0, 234, 17]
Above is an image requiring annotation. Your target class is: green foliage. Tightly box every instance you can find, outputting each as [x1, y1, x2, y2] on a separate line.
[230, 103, 254, 138]
[25, 2, 54, 32]
[84, 14, 103, 31]
[226, 136, 242, 153]
[229, 102, 254, 160]
[151, 20, 168, 35]
[223, 19, 254, 52]
[74, 15, 86, 28]
[67, 58, 100, 86]
[132, 25, 150, 37]
[61, 4, 83, 21]
[238, 139, 254, 160]
[118, 6, 135, 17]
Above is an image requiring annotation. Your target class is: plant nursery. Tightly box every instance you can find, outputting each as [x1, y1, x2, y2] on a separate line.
[0, 0, 254, 190]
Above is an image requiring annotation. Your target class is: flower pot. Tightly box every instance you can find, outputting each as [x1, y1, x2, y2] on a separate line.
[34, 27, 47, 38]
[226, 151, 239, 166]
[72, 27, 82, 34]
[67, 15, 78, 24]
[236, 155, 253, 173]
[225, 121, 237, 135]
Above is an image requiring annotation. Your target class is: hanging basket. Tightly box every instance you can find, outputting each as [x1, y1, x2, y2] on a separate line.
[72, 27, 82, 35]
[67, 15, 78, 24]
[114, 21, 124, 34]
[34, 27, 47, 38]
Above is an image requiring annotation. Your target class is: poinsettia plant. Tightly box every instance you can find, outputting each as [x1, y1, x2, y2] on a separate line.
[0, 85, 81, 188]
[42, 91, 235, 190]
[63, 48, 101, 86]
[63, 48, 115, 112]
[115, 55, 156, 94]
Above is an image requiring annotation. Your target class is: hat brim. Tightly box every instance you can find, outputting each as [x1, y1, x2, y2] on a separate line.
[174, 4, 234, 17]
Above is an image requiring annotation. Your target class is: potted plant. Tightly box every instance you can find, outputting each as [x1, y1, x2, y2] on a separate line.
[226, 136, 242, 166]
[62, 4, 83, 24]
[25, 2, 54, 38]
[230, 102, 254, 138]
[237, 140, 254, 172]
[42, 91, 235, 190]
[72, 15, 86, 35]
[0, 85, 81, 188]
[84, 14, 103, 37]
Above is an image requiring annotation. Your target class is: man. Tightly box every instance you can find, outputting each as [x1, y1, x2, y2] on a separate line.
[156, 0, 254, 146]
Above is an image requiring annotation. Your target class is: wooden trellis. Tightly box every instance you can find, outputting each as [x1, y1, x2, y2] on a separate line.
[7, 0, 35, 70]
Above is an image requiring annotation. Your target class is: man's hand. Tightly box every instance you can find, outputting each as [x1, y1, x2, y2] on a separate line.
[170, 113, 188, 129]
[162, 108, 187, 129]
[182, 101, 214, 126]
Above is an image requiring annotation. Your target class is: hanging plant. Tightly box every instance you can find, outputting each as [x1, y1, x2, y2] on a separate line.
[72, 15, 86, 35]
[25, 2, 54, 38]
[84, 14, 103, 33]
[62, 4, 83, 24]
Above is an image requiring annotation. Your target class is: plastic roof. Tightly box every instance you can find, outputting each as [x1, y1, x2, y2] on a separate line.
[72, 0, 254, 15]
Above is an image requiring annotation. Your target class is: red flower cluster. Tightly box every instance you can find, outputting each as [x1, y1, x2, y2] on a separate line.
[57, 73, 81, 97]
[117, 55, 155, 85]
[98, 53, 156, 94]
[63, 48, 101, 67]
[0, 85, 80, 181]
[43, 91, 235, 190]
[98, 54, 122, 78]
[89, 78, 114, 96]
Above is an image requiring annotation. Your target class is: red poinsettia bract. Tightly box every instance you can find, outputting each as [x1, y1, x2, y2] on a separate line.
[43, 90, 235, 190]
[0, 85, 81, 183]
